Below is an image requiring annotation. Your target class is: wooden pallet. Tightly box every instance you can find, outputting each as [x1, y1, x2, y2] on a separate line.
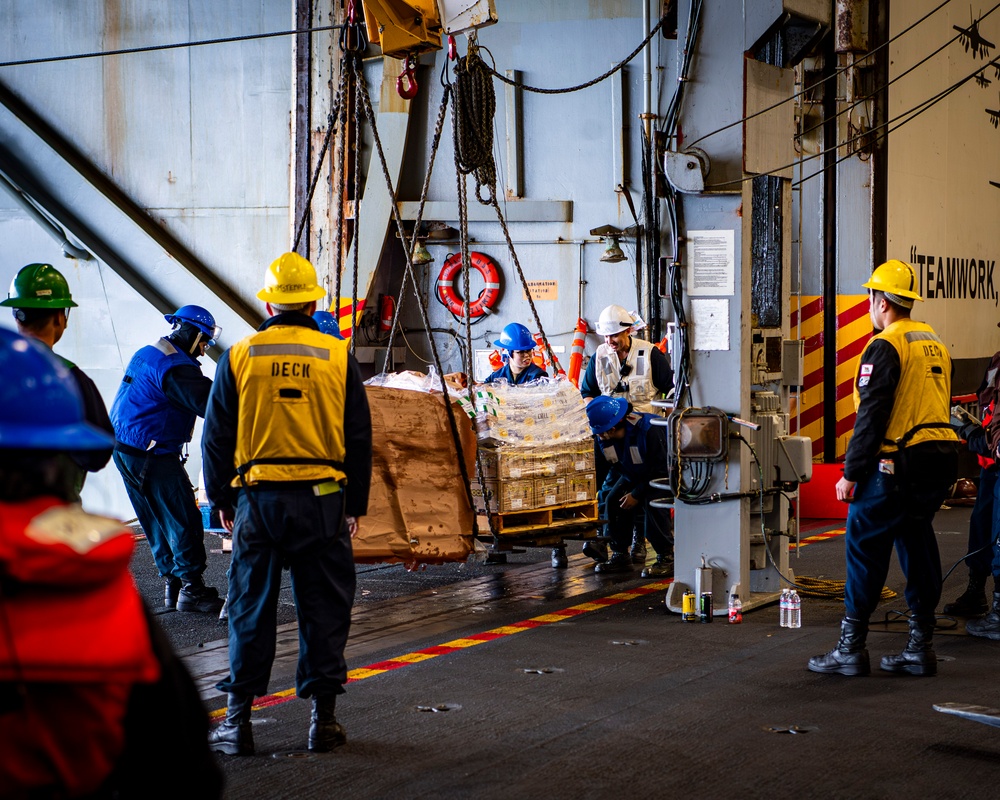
[476, 499, 599, 536]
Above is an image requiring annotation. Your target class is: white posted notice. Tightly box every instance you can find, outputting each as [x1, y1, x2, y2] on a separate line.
[687, 229, 735, 296]
[691, 298, 730, 351]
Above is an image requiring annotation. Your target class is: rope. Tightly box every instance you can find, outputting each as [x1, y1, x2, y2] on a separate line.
[292, 53, 349, 252]
[381, 84, 453, 374]
[332, 61, 350, 321]
[794, 576, 897, 602]
[483, 15, 668, 95]
[450, 38, 563, 375]
[352, 59, 481, 537]
[350, 59, 363, 356]
[452, 40, 497, 205]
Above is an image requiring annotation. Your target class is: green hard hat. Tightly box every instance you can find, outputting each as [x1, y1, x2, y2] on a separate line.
[0, 263, 78, 309]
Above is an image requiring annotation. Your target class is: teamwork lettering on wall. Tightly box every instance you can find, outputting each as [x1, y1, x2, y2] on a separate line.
[908, 247, 998, 306]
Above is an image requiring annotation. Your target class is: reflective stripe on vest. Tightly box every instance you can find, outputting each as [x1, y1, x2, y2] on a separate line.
[228, 325, 349, 485]
[594, 336, 657, 413]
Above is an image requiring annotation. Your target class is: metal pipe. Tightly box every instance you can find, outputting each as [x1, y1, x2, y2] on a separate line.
[0, 169, 91, 260]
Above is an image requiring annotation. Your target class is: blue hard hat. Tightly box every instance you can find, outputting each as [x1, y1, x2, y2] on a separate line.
[586, 396, 629, 434]
[494, 322, 535, 352]
[312, 310, 344, 339]
[165, 304, 221, 346]
[0, 328, 115, 451]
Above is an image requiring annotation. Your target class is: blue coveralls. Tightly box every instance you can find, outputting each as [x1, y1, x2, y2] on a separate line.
[483, 362, 547, 384]
[109, 338, 211, 584]
[595, 412, 673, 558]
[202, 313, 372, 699]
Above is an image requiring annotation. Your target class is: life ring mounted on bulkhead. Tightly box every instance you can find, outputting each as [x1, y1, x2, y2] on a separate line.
[435, 251, 502, 318]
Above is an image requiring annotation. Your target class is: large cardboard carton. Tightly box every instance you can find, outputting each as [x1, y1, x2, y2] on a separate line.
[354, 386, 477, 563]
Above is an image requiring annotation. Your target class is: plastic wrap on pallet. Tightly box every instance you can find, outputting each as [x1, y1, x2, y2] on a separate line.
[455, 377, 592, 445]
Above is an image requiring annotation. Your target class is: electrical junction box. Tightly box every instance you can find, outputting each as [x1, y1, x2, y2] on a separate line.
[781, 338, 804, 387]
[775, 435, 812, 483]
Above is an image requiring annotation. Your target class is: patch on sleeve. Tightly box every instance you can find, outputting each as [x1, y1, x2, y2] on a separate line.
[25, 506, 128, 555]
[858, 376, 870, 388]
[860, 364, 873, 376]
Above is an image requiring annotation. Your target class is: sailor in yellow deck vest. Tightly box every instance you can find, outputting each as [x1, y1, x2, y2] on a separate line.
[808, 260, 959, 679]
[202, 252, 372, 756]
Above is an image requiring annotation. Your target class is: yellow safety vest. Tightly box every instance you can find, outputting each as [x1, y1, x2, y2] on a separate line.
[853, 319, 959, 453]
[227, 325, 348, 486]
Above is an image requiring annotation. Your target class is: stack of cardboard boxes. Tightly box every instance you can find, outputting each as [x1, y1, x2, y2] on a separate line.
[470, 442, 597, 514]
[460, 379, 597, 515]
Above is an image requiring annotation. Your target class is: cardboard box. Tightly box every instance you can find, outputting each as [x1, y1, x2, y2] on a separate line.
[471, 478, 535, 513]
[354, 386, 478, 564]
[534, 476, 566, 507]
[567, 472, 597, 503]
[477, 448, 535, 480]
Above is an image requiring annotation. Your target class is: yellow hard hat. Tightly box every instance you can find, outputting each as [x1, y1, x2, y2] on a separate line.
[862, 259, 922, 302]
[257, 252, 327, 304]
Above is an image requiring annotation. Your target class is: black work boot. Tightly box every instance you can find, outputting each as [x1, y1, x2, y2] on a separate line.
[177, 580, 224, 614]
[208, 693, 254, 756]
[594, 551, 632, 574]
[807, 618, 870, 676]
[582, 540, 608, 563]
[164, 576, 181, 610]
[550, 546, 568, 569]
[966, 592, 1000, 640]
[630, 533, 647, 565]
[880, 615, 937, 676]
[942, 573, 989, 616]
[641, 554, 674, 578]
[308, 694, 347, 752]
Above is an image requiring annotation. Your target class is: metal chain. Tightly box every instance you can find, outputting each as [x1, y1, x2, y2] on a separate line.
[354, 61, 480, 534]
[382, 83, 453, 373]
[484, 15, 667, 95]
[292, 52, 349, 252]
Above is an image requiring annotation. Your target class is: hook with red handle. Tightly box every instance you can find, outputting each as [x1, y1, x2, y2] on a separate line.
[396, 54, 418, 99]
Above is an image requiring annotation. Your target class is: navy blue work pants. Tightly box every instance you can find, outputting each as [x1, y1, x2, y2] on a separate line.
[602, 474, 673, 557]
[218, 486, 356, 699]
[843, 469, 949, 621]
[113, 449, 207, 583]
[965, 466, 999, 576]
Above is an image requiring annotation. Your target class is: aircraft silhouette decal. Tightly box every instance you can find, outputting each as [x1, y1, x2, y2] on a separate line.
[955, 10, 996, 59]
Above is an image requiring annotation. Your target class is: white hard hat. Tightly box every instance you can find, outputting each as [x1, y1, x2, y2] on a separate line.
[595, 304, 635, 336]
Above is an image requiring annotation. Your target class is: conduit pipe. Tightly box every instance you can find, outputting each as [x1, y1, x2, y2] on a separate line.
[0, 168, 91, 260]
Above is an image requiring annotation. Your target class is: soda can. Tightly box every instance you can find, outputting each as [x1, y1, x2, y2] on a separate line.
[682, 591, 697, 621]
[700, 592, 713, 623]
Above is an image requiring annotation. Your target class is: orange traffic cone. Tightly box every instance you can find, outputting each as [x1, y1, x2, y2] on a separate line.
[567, 318, 588, 387]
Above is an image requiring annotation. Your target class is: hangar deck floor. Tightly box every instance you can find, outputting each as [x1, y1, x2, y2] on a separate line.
[130, 505, 1000, 799]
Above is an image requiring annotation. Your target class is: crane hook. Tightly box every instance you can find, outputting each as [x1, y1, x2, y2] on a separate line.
[396, 55, 419, 100]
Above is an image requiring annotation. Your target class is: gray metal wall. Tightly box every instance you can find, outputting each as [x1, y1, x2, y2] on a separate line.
[0, 0, 295, 517]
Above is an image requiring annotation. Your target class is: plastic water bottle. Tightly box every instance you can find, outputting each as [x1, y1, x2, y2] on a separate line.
[789, 589, 802, 629]
[779, 588, 790, 628]
[728, 593, 743, 624]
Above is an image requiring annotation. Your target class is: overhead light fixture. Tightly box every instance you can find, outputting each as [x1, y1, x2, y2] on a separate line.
[411, 238, 433, 265]
[590, 224, 627, 264]
[600, 235, 626, 263]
